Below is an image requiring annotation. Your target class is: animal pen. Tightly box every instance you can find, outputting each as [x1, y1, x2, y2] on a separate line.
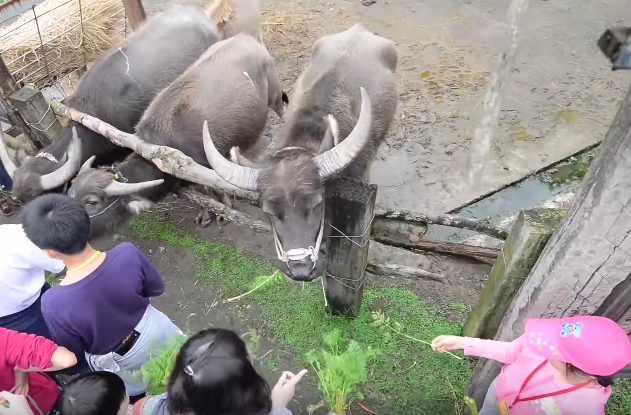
[2, 0, 631, 410]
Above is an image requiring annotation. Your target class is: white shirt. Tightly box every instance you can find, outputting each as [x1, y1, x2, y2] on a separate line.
[0, 224, 65, 317]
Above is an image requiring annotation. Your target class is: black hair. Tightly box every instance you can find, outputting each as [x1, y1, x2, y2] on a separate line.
[21, 193, 90, 255]
[167, 329, 272, 415]
[60, 371, 127, 415]
[565, 363, 614, 387]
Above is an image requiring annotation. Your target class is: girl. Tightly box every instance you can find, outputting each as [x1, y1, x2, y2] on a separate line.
[59, 372, 132, 415]
[431, 315, 631, 415]
[0, 327, 77, 415]
[131, 328, 307, 415]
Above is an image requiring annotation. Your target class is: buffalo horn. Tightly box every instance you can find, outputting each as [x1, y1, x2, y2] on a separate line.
[202, 120, 259, 191]
[78, 155, 96, 175]
[313, 87, 373, 179]
[0, 129, 17, 179]
[104, 179, 165, 197]
[40, 127, 83, 190]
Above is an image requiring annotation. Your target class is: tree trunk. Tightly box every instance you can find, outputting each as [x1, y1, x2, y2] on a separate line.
[466, 80, 631, 407]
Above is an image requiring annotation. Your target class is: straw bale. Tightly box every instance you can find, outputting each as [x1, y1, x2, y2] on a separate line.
[0, 0, 126, 87]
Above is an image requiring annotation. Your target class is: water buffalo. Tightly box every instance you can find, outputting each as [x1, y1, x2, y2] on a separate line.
[67, 34, 286, 237]
[206, 0, 263, 44]
[0, 4, 223, 203]
[201, 23, 398, 281]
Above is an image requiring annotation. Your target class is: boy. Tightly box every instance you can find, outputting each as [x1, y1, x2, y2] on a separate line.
[21, 194, 183, 402]
[0, 223, 65, 338]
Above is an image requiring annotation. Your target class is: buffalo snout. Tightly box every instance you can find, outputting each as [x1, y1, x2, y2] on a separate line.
[283, 259, 321, 282]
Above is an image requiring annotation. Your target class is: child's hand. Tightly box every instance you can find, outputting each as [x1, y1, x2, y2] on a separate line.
[271, 369, 308, 409]
[431, 335, 465, 352]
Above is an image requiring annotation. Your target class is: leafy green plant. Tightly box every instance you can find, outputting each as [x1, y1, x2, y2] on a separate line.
[464, 396, 479, 415]
[142, 334, 188, 395]
[306, 329, 379, 415]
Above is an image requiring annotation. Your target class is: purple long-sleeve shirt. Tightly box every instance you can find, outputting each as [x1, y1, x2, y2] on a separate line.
[41, 243, 165, 359]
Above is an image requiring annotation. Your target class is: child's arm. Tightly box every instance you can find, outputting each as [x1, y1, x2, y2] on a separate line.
[463, 335, 526, 364]
[136, 247, 165, 298]
[3, 328, 77, 371]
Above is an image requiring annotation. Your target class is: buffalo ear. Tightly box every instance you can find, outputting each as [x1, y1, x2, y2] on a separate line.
[125, 196, 154, 215]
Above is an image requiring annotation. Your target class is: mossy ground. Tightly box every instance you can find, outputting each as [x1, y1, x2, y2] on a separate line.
[130, 213, 631, 415]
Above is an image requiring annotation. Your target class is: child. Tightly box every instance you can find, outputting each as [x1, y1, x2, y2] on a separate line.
[0, 223, 65, 338]
[432, 315, 631, 415]
[0, 327, 77, 414]
[131, 328, 307, 415]
[60, 371, 132, 415]
[21, 194, 183, 402]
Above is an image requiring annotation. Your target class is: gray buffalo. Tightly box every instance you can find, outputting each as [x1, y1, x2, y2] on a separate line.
[201, 23, 398, 281]
[0, 4, 223, 203]
[67, 34, 286, 237]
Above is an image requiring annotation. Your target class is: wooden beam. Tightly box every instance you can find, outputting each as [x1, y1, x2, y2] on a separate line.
[121, 0, 146, 30]
[465, 78, 631, 408]
[324, 177, 377, 317]
[10, 84, 63, 146]
[0, 57, 41, 148]
[462, 208, 566, 340]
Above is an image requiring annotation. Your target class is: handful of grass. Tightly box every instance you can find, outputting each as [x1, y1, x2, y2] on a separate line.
[306, 329, 379, 415]
[226, 270, 283, 302]
[141, 335, 188, 396]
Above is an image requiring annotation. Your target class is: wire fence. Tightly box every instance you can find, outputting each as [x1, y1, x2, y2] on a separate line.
[0, 0, 129, 99]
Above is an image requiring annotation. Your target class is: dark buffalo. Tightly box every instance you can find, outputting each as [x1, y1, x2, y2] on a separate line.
[0, 3, 222, 203]
[201, 23, 398, 281]
[67, 33, 286, 237]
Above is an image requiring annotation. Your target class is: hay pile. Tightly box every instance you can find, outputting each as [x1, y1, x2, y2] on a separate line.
[0, 0, 126, 87]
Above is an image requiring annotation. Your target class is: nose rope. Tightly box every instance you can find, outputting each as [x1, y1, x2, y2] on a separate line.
[273, 213, 325, 269]
[89, 196, 122, 218]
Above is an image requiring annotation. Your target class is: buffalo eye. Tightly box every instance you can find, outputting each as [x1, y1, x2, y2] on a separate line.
[85, 200, 97, 207]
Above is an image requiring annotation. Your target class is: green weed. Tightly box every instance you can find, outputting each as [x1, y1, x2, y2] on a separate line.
[306, 329, 379, 415]
[141, 334, 188, 396]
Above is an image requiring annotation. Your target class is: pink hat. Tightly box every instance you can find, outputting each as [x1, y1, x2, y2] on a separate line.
[524, 315, 631, 376]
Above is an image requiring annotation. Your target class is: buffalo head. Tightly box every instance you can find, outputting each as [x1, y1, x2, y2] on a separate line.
[67, 156, 164, 238]
[202, 87, 373, 281]
[0, 127, 83, 202]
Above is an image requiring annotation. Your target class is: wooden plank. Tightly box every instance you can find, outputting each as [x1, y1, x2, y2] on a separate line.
[463, 208, 566, 340]
[0, 57, 41, 148]
[324, 177, 377, 317]
[121, 0, 146, 30]
[10, 84, 63, 145]
[466, 78, 631, 408]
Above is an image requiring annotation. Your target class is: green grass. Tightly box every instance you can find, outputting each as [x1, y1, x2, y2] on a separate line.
[130, 214, 631, 415]
[130, 215, 471, 414]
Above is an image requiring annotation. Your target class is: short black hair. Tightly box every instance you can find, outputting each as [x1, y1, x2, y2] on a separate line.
[21, 193, 90, 255]
[167, 329, 272, 415]
[60, 371, 127, 415]
[566, 363, 614, 387]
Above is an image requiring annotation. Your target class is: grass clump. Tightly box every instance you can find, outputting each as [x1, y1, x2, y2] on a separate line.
[306, 329, 379, 415]
[141, 335, 188, 396]
[130, 215, 479, 414]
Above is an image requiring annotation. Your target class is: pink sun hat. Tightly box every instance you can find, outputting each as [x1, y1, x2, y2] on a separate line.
[524, 315, 631, 376]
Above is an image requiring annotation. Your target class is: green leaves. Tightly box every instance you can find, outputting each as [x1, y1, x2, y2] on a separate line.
[141, 334, 188, 396]
[306, 329, 379, 415]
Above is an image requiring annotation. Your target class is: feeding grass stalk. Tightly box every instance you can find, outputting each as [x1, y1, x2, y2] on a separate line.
[371, 311, 463, 360]
[225, 270, 282, 303]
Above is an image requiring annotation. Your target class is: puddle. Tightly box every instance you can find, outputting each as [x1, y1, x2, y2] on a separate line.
[424, 147, 599, 244]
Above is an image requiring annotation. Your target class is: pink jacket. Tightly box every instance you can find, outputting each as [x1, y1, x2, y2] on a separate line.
[464, 335, 611, 415]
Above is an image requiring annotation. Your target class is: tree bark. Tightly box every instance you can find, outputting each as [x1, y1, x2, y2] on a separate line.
[375, 207, 508, 240]
[48, 99, 259, 201]
[374, 236, 500, 261]
[466, 79, 631, 407]
[366, 263, 444, 282]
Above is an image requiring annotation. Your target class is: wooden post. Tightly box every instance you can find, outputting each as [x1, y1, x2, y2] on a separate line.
[10, 84, 63, 145]
[462, 208, 566, 340]
[465, 79, 631, 409]
[324, 177, 377, 317]
[121, 0, 146, 30]
[0, 56, 41, 148]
